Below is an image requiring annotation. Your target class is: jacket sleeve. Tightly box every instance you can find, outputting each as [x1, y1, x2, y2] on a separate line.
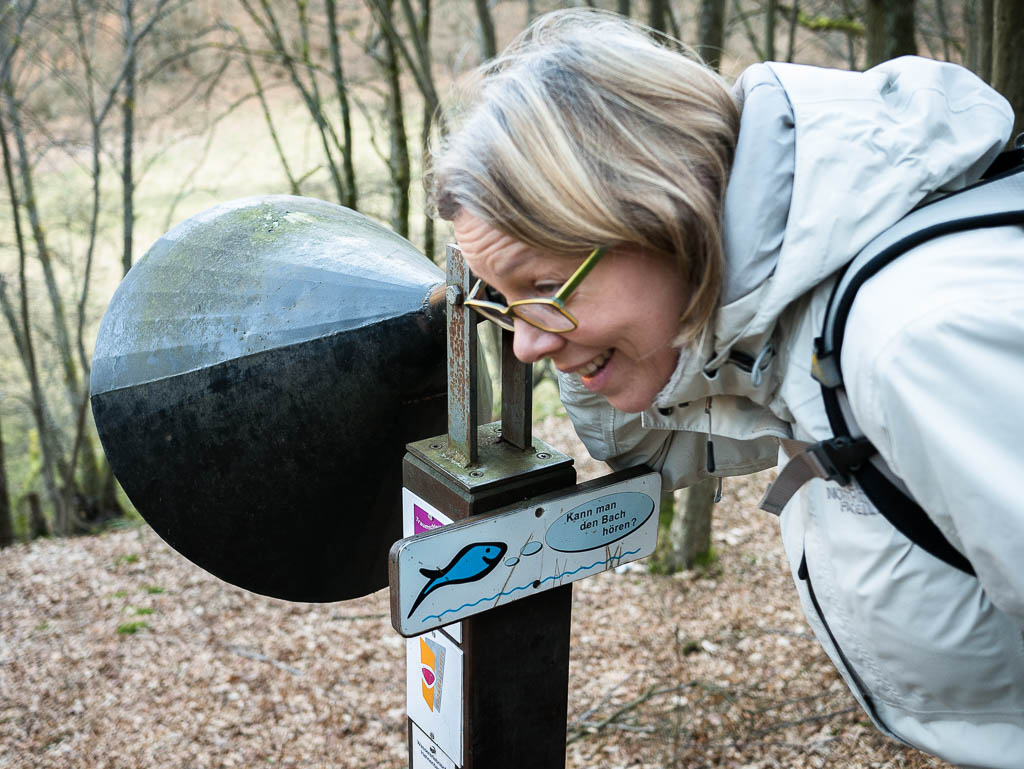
[844, 257, 1024, 622]
[557, 371, 778, 491]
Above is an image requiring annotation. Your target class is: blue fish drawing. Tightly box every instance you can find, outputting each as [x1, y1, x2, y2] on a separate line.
[407, 541, 508, 619]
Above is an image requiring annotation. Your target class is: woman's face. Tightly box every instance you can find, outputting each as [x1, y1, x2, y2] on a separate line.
[453, 212, 689, 413]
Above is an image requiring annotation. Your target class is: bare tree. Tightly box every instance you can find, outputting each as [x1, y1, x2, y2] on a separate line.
[238, 0, 355, 206]
[650, 0, 669, 34]
[785, 0, 799, 61]
[0, 401, 13, 548]
[364, 0, 442, 258]
[378, 0, 411, 236]
[416, 0, 436, 260]
[0, 102, 64, 529]
[698, 0, 727, 71]
[0, 0, 179, 536]
[666, 480, 717, 571]
[325, 0, 357, 209]
[866, 0, 917, 67]
[474, 0, 497, 60]
[965, 0, 994, 81]
[992, 0, 1024, 140]
[122, 0, 136, 276]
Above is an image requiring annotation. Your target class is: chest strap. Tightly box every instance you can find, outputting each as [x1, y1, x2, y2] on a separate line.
[760, 437, 873, 516]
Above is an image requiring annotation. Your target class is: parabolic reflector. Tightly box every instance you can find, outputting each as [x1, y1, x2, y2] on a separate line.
[91, 195, 450, 602]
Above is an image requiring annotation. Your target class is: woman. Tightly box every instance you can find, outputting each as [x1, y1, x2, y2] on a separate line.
[432, 10, 1024, 767]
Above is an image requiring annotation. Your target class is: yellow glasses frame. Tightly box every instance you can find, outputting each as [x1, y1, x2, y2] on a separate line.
[463, 246, 607, 333]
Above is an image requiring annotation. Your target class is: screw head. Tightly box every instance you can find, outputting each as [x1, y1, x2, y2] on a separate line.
[536, 452, 551, 460]
[469, 470, 484, 478]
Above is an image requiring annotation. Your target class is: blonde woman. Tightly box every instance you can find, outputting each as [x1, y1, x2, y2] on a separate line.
[432, 9, 1024, 768]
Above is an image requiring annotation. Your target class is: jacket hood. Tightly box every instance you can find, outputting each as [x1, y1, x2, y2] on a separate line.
[653, 56, 1013, 411]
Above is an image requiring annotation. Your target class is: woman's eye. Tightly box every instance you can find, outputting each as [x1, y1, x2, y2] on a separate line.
[484, 284, 508, 304]
[533, 282, 561, 297]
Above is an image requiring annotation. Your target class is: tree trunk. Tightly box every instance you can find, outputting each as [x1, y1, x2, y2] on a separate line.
[0, 104, 65, 531]
[663, 479, 717, 571]
[121, 0, 135, 276]
[992, 0, 1024, 141]
[965, 0, 994, 81]
[979, 0, 994, 81]
[364, 0, 440, 123]
[419, 0, 435, 261]
[237, 26, 300, 193]
[0, 408, 13, 548]
[241, 0, 347, 204]
[765, 0, 777, 60]
[382, 0, 410, 237]
[786, 0, 799, 62]
[865, 0, 916, 67]
[698, 0, 727, 72]
[27, 492, 49, 540]
[649, 0, 668, 34]
[934, 0, 951, 61]
[474, 0, 496, 61]
[326, 0, 357, 210]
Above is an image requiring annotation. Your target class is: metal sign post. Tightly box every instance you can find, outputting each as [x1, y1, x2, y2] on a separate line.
[393, 246, 660, 769]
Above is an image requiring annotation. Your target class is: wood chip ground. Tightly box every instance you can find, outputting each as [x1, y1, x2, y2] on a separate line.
[1, 416, 951, 768]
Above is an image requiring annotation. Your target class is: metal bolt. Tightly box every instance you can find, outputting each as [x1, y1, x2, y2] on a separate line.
[536, 452, 551, 460]
[446, 285, 463, 306]
[532, 580, 541, 588]
[429, 443, 443, 450]
[535, 507, 544, 518]
[469, 470, 484, 478]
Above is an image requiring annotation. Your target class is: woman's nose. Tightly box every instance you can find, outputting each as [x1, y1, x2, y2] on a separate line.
[512, 319, 565, 363]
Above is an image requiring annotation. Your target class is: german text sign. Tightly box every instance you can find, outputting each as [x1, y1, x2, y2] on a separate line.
[390, 471, 661, 637]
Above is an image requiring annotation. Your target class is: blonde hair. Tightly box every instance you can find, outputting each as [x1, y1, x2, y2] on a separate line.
[431, 9, 739, 341]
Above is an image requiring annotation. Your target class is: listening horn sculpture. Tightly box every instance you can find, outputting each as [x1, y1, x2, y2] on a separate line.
[90, 195, 478, 602]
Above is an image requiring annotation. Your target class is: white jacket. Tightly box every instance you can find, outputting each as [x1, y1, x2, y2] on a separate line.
[558, 58, 1024, 768]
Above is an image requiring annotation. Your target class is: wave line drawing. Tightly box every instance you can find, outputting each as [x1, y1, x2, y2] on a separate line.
[422, 547, 642, 622]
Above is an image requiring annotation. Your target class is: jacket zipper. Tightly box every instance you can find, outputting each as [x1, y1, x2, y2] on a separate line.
[798, 551, 900, 739]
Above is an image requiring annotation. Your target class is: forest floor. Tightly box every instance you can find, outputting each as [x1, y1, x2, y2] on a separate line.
[0, 415, 951, 769]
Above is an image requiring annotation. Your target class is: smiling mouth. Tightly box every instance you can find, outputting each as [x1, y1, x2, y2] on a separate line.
[578, 349, 613, 378]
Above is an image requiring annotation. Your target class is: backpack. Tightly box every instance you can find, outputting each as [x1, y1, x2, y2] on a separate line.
[760, 146, 1024, 576]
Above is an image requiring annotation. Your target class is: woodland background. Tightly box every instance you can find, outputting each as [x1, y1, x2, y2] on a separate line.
[0, 1, 1022, 767]
[0, 0, 1022, 542]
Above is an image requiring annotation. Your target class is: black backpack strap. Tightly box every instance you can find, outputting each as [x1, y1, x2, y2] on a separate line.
[762, 154, 1024, 576]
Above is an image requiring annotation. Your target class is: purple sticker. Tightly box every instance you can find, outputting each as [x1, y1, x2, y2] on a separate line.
[414, 504, 445, 535]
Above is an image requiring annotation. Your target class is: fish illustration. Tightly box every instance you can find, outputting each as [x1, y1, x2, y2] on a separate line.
[407, 541, 508, 619]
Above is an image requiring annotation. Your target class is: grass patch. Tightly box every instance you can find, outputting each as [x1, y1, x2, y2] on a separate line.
[111, 590, 129, 599]
[113, 554, 139, 566]
[692, 545, 719, 570]
[134, 607, 155, 616]
[532, 377, 566, 421]
[116, 621, 149, 635]
[144, 585, 164, 594]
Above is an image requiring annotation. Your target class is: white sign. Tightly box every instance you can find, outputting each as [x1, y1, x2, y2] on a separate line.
[410, 722, 459, 769]
[406, 629, 463, 765]
[391, 471, 661, 637]
[403, 489, 461, 643]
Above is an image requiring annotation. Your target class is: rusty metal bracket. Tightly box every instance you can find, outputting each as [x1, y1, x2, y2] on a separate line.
[446, 244, 478, 466]
[500, 328, 532, 450]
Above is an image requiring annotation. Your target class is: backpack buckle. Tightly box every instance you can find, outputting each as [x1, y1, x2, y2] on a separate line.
[810, 436, 875, 485]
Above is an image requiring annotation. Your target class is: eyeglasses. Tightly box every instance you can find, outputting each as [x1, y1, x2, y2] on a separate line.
[463, 246, 607, 333]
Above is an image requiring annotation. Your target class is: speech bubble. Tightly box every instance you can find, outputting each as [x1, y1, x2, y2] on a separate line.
[544, 492, 655, 553]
